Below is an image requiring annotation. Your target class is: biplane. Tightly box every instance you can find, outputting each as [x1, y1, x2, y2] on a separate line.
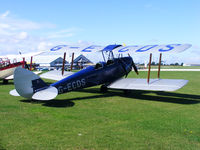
[0, 51, 43, 84]
[10, 44, 191, 100]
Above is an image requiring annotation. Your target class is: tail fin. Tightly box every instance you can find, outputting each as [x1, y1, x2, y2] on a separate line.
[13, 67, 58, 100]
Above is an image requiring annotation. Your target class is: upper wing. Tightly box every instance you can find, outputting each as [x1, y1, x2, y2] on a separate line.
[40, 70, 74, 81]
[112, 44, 192, 54]
[48, 44, 192, 54]
[108, 78, 188, 91]
[49, 45, 104, 53]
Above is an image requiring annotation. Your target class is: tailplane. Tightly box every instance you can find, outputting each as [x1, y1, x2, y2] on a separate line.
[10, 67, 58, 100]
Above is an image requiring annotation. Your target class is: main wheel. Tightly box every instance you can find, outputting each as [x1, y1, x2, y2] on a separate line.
[100, 85, 108, 93]
[3, 79, 8, 84]
[123, 90, 131, 95]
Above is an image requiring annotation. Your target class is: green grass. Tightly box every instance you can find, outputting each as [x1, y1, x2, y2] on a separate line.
[0, 71, 200, 149]
[139, 65, 200, 69]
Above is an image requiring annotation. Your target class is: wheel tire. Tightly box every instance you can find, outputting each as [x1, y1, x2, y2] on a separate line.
[100, 85, 108, 93]
[3, 79, 8, 84]
[123, 90, 131, 95]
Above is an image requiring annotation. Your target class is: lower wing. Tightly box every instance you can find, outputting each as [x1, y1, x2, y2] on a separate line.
[40, 70, 74, 81]
[108, 78, 188, 91]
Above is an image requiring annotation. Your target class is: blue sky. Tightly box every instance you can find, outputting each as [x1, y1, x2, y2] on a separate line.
[0, 0, 199, 63]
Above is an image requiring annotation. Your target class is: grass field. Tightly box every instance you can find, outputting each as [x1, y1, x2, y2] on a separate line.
[138, 65, 200, 69]
[0, 71, 200, 150]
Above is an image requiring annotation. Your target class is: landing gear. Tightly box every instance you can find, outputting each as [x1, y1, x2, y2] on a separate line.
[3, 79, 8, 84]
[123, 90, 131, 95]
[100, 85, 108, 93]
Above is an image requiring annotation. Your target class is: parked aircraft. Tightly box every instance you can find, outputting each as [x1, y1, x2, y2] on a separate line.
[0, 51, 44, 83]
[10, 44, 191, 100]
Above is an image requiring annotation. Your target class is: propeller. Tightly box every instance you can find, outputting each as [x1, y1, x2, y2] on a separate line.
[119, 54, 139, 77]
[128, 53, 139, 75]
[131, 60, 139, 75]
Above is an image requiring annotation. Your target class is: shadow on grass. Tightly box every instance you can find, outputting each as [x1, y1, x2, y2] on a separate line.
[74, 88, 200, 105]
[20, 99, 75, 108]
[20, 87, 200, 108]
[0, 82, 13, 86]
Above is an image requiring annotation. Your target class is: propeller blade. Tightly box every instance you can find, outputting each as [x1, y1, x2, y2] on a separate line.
[132, 60, 139, 75]
[128, 53, 139, 75]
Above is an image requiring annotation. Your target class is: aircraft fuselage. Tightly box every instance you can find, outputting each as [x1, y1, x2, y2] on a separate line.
[51, 57, 133, 94]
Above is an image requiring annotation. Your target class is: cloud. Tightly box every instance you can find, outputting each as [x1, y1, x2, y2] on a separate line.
[37, 42, 54, 51]
[17, 32, 28, 40]
[0, 11, 10, 19]
[46, 28, 81, 39]
[0, 11, 80, 55]
[190, 45, 200, 55]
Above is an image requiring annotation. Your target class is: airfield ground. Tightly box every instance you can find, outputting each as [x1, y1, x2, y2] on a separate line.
[0, 70, 200, 149]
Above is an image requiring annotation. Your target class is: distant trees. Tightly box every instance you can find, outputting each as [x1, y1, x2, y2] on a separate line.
[139, 62, 183, 66]
[169, 62, 183, 66]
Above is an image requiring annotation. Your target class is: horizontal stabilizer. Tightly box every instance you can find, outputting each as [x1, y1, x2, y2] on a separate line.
[34, 71, 42, 75]
[9, 89, 20, 96]
[40, 70, 74, 81]
[32, 86, 58, 100]
[5, 75, 14, 80]
[108, 78, 188, 91]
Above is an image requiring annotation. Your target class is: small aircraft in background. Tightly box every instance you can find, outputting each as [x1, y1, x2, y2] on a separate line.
[10, 44, 191, 100]
[0, 51, 44, 84]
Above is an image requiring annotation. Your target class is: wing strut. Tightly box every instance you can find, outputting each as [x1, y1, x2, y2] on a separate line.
[62, 52, 66, 76]
[157, 53, 162, 78]
[147, 53, 152, 84]
[22, 57, 25, 68]
[30, 56, 33, 71]
[70, 52, 74, 71]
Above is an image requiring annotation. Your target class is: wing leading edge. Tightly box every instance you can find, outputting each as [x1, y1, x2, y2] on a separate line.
[49, 44, 192, 54]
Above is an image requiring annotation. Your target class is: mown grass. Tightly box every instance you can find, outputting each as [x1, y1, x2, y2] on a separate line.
[0, 71, 200, 149]
[139, 65, 200, 69]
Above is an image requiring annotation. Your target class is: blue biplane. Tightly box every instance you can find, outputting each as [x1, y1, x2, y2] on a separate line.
[10, 44, 191, 100]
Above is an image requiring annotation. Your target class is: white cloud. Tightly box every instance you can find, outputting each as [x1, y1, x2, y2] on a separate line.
[17, 32, 28, 40]
[37, 42, 54, 51]
[0, 11, 10, 19]
[46, 28, 81, 39]
[0, 11, 80, 55]
[0, 11, 198, 64]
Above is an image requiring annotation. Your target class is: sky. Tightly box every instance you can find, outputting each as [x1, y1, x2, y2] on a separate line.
[0, 0, 199, 64]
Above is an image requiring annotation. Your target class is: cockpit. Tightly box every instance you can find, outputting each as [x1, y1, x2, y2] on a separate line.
[106, 59, 114, 65]
[95, 62, 105, 69]
[94, 59, 115, 70]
